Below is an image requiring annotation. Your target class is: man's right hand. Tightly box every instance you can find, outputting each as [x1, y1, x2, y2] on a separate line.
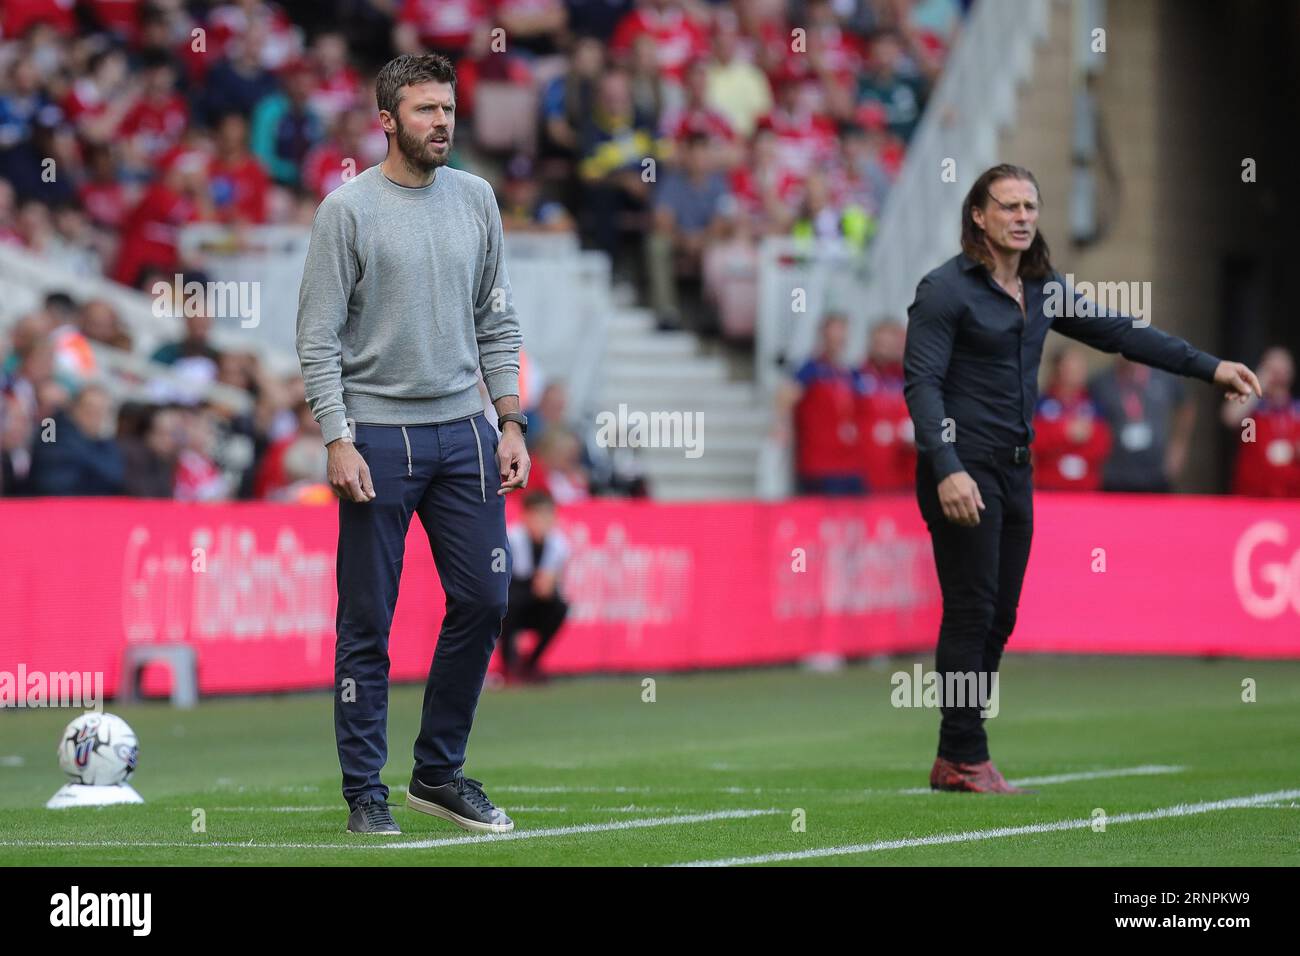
[937, 471, 985, 526]
[327, 439, 375, 503]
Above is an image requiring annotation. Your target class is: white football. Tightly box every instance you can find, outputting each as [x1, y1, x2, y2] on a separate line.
[57, 712, 139, 786]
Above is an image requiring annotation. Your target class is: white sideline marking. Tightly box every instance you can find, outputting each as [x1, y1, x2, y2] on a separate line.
[673, 788, 1300, 867]
[383, 808, 781, 849]
[0, 808, 781, 851]
[896, 764, 1185, 795]
[211, 803, 690, 814]
[211, 806, 338, 812]
[1010, 765, 1184, 786]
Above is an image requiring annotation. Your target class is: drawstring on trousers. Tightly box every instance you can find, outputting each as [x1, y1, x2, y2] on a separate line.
[400, 426, 412, 477]
[469, 416, 486, 503]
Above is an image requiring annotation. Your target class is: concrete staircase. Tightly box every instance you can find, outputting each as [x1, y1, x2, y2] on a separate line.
[594, 303, 766, 501]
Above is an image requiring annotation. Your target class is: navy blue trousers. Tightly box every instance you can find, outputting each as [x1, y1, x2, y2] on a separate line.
[334, 413, 511, 809]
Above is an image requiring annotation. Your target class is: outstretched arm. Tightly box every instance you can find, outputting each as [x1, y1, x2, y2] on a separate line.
[1050, 279, 1260, 401]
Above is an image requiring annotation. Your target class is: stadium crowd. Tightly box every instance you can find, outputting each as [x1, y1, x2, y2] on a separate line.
[7, 0, 1290, 502]
[778, 312, 1300, 498]
[0, 0, 966, 500]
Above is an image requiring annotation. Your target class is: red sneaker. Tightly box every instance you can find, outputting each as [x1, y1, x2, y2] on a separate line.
[929, 757, 1034, 794]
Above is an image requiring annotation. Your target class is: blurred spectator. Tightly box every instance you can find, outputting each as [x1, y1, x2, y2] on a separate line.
[306, 31, 362, 125]
[173, 404, 229, 501]
[207, 0, 305, 72]
[112, 154, 213, 288]
[1033, 345, 1112, 492]
[78, 143, 133, 233]
[701, 200, 759, 340]
[1222, 346, 1300, 498]
[301, 106, 384, 200]
[855, 30, 927, 143]
[529, 425, 591, 504]
[495, 0, 568, 56]
[253, 399, 329, 501]
[774, 311, 865, 496]
[628, 33, 668, 125]
[208, 111, 271, 223]
[610, 0, 709, 85]
[150, 290, 222, 368]
[645, 130, 728, 332]
[250, 58, 324, 186]
[79, 298, 133, 351]
[1089, 356, 1196, 494]
[498, 154, 575, 232]
[119, 404, 183, 498]
[577, 68, 660, 260]
[198, 31, 279, 124]
[393, 0, 488, 59]
[118, 49, 189, 173]
[662, 58, 740, 167]
[539, 35, 603, 165]
[27, 383, 125, 496]
[704, 11, 773, 138]
[856, 317, 914, 493]
[524, 379, 571, 446]
[500, 489, 571, 684]
[0, 388, 34, 495]
[564, 0, 636, 42]
[757, 75, 839, 184]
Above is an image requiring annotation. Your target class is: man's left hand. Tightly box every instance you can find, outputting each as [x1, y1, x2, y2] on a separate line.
[497, 425, 530, 495]
[1214, 361, 1263, 403]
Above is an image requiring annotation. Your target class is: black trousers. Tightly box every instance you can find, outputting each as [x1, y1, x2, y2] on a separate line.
[915, 450, 1034, 763]
[500, 580, 568, 675]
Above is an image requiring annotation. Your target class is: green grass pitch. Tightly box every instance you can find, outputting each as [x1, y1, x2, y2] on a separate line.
[1, 656, 1298, 866]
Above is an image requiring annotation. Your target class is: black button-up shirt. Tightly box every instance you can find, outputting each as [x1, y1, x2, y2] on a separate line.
[903, 252, 1221, 481]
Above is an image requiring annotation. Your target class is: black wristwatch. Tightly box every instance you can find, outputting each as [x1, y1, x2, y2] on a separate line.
[498, 412, 528, 435]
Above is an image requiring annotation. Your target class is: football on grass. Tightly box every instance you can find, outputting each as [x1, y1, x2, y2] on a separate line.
[57, 712, 139, 786]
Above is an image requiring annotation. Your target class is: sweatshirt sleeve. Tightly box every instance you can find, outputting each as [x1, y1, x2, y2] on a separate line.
[296, 195, 360, 445]
[473, 181, 523, 403]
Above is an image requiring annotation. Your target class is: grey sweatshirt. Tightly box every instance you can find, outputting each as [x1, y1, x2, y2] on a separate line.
[296, 164, 522, 445]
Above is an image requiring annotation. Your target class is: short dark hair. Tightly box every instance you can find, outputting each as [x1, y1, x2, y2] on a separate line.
[523, 489, 555, 512]
[375, 53, 456, 119]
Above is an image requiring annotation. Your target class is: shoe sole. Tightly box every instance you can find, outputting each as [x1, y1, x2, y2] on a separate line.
[346, 825, 403, 835]
[405, 791, 515, 833]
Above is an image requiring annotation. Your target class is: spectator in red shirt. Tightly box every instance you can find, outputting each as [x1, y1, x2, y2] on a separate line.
[856, 318, 915, 493]
[394, 0, 489, 58]
[306, 31, 362, 127]
[1032, 345, 1112, 492]
[111, 155, 212, 287]
[756, 76, 840, 183]
[2, 0, 76, 39]
[118, 52, 189, 167]
[610, 0, 709, 85]
[661, 59, 740, 168]
[494, 0, 569, 56]
[775, 312, 866, 496]
[208, 112, 270, 224]
[1223, 346, 1300, 498]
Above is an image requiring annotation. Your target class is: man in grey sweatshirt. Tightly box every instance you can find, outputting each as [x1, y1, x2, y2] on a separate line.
[296, 53, 529, 836]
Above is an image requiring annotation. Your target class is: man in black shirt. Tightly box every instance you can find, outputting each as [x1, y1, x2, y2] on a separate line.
[903, 164, 1260, 793]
